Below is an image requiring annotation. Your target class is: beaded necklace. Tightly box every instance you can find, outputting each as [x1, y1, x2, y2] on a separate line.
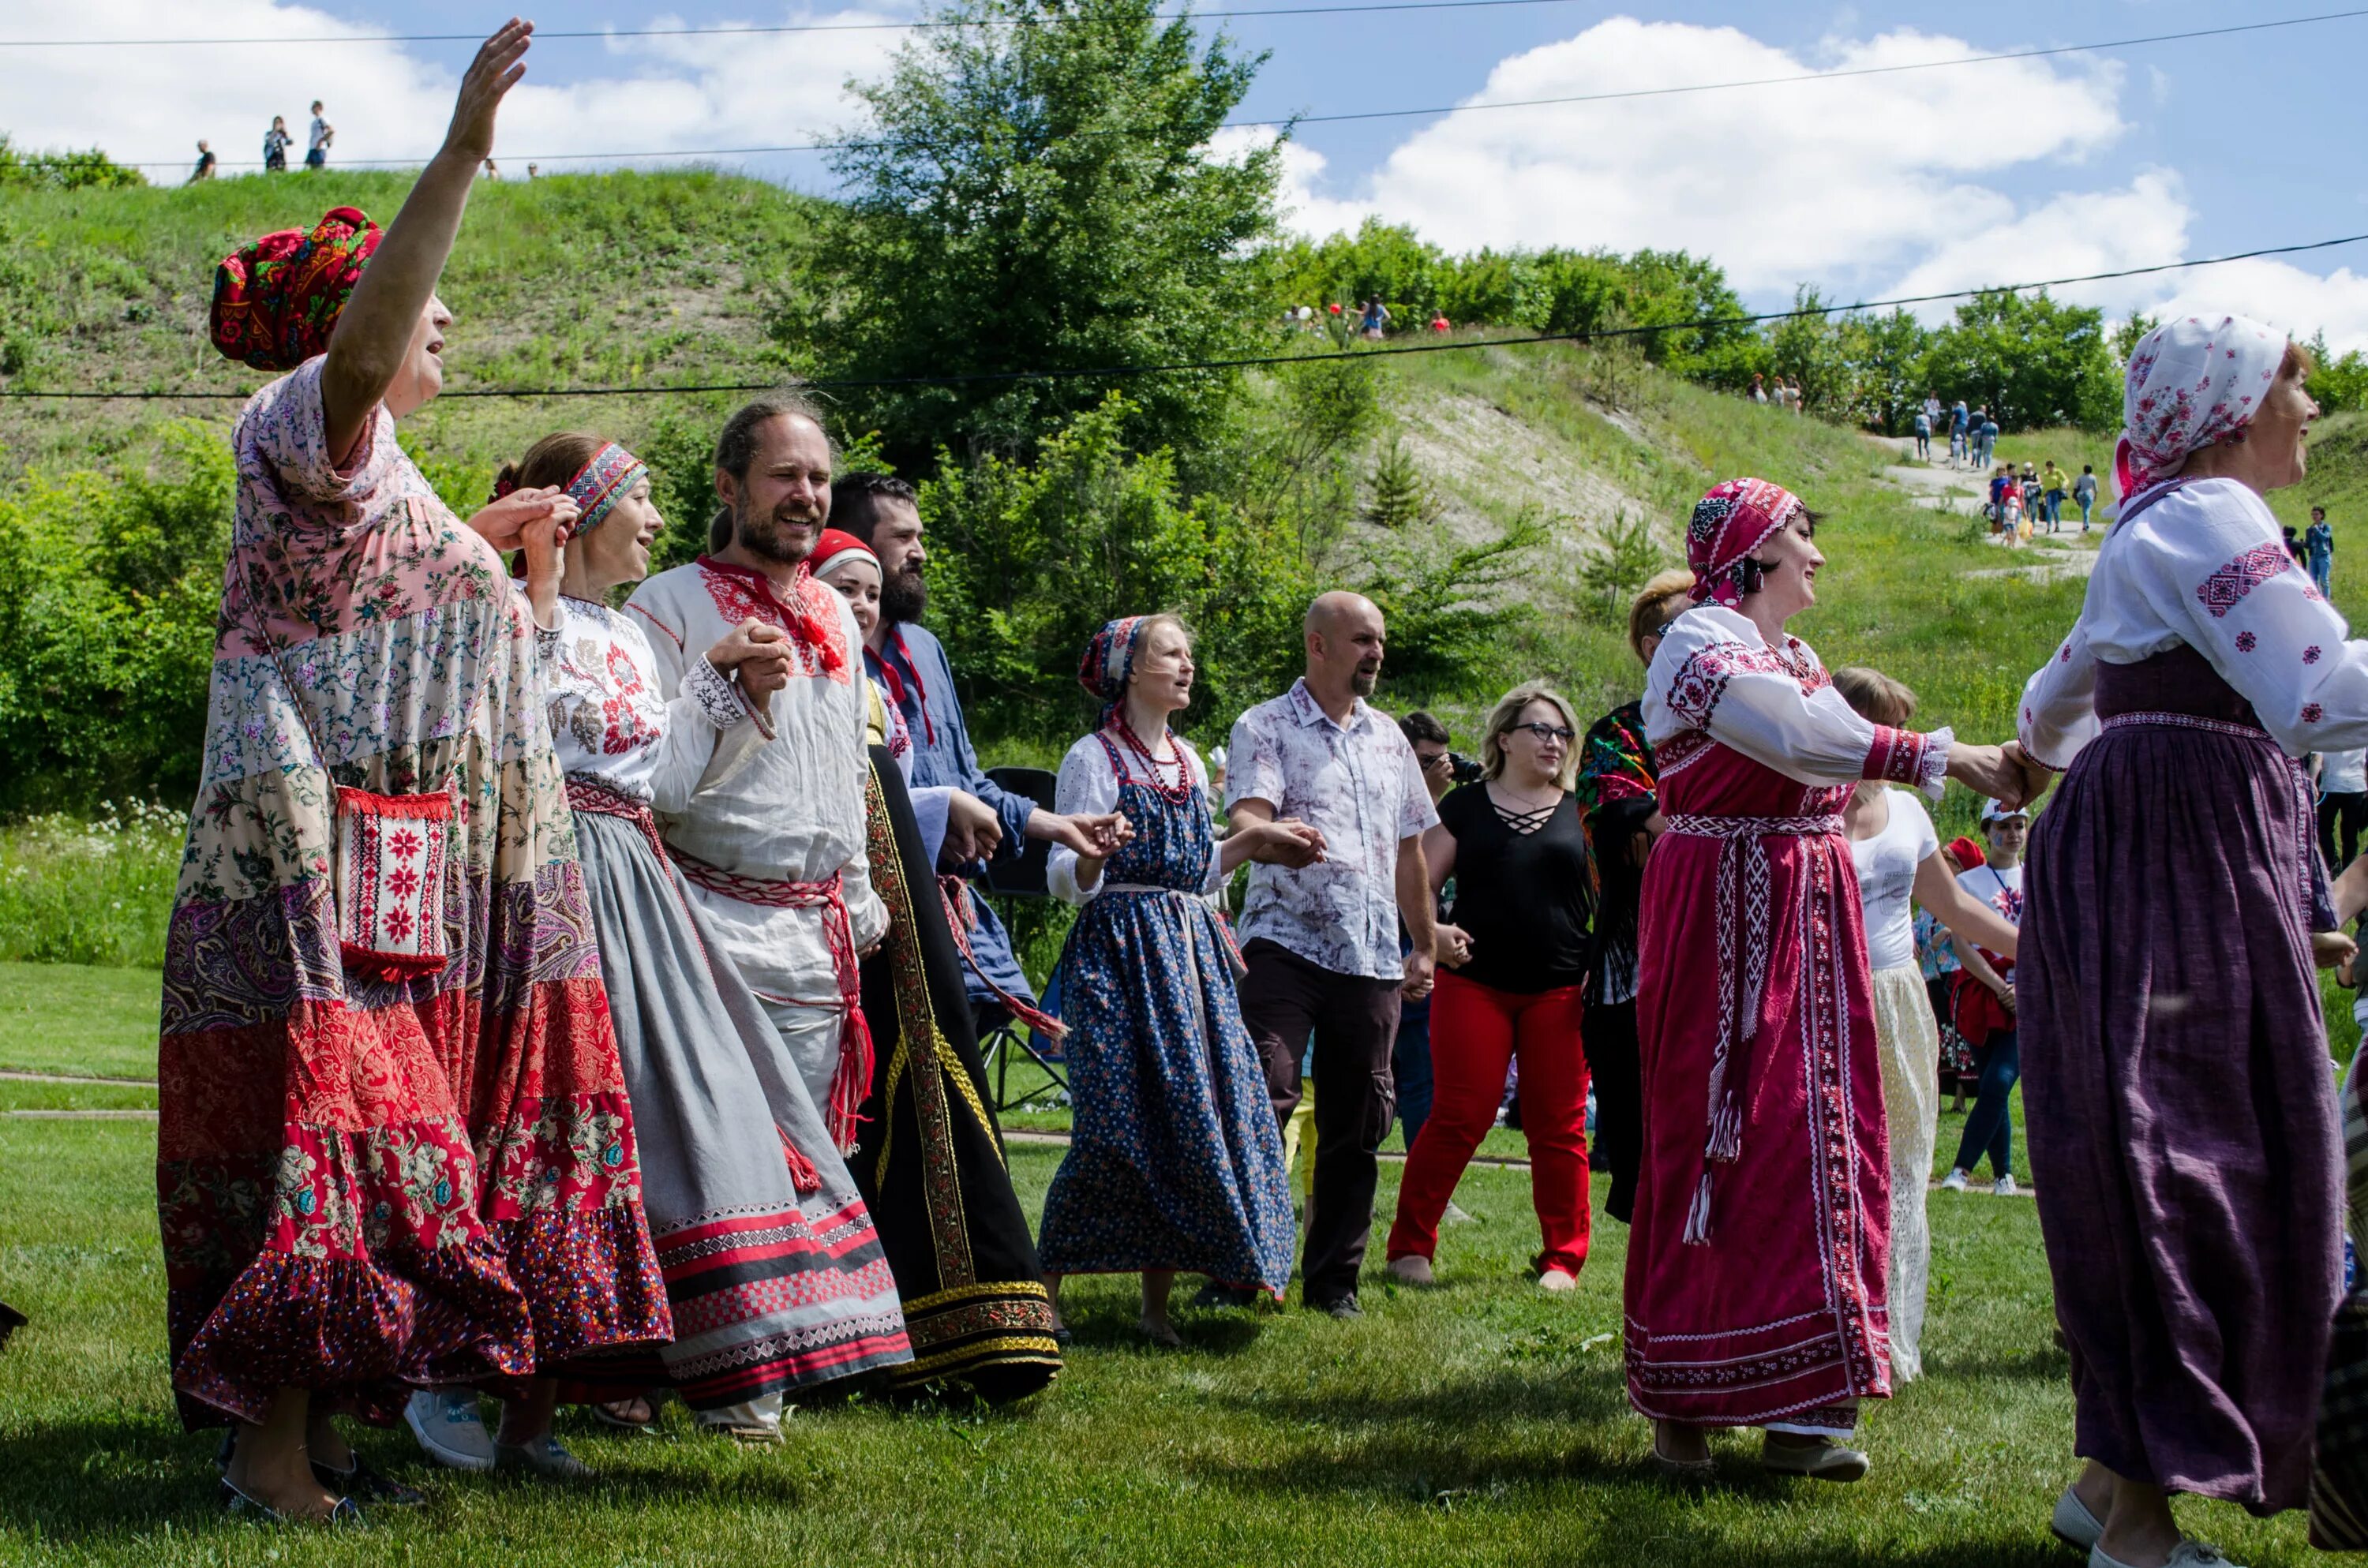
[1106, 717, 1196, 805]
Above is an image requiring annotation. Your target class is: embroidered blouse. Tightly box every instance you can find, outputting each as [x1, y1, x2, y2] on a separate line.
[1046, 731, 1227, 905]
[534, 594, 759, 810]
[2019, 477, 2368, 767]
[1643, 606, 1951, 799]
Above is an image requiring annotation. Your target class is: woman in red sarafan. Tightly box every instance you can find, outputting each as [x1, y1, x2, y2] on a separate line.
[1624, 477, 2029, 1483]
[159, 23, 667, 1521]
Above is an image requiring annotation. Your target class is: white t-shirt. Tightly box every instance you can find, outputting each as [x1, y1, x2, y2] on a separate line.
[2325, 749, 2368, 795]
[1956, 860, 2024, 928]
[1848, 788, 1937, 971]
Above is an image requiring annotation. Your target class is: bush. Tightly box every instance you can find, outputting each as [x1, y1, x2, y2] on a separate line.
[0, 803, 181, 967]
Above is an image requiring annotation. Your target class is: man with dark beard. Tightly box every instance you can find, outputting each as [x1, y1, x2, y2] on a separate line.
[831, 474, 1072, 1034]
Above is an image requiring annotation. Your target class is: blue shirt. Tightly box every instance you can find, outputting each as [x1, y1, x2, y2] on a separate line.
[870, 620, 1038, 1005]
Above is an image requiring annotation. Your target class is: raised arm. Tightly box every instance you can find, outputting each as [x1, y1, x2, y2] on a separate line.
[322, 21, 530, 459]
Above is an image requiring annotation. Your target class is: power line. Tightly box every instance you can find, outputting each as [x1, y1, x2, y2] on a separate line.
[6, 230, 2360, 402]
[103, 6, 2368, 173]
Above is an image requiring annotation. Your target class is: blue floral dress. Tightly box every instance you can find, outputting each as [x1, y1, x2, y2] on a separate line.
[1037, 730, 1295, 1293]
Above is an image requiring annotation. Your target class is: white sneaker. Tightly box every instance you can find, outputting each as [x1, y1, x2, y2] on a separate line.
[1537, 1267, 1577, 1293]
[405, 1388, 495, 1473]
[1939, 1169, 1969, 1192]
[2088, 1539, 2242, 1568]
[1994, 1175, 2019, 1197]
[1387, 1254, 1434, 1286]
[1441, 1201, 1476, 1226]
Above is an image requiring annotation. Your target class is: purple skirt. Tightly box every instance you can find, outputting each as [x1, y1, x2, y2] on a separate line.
[2021, 646, 2340, 1514]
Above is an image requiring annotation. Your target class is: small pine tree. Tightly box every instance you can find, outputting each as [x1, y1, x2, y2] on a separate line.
[1359, 440, 1445, 531]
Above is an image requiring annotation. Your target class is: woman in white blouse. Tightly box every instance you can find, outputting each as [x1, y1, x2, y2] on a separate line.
[2015, 316, 2361, 1567]
[495, 432, 918, 1446]
[1036, 616, 1314, 1345]
[1831, 667, 2019, 1386]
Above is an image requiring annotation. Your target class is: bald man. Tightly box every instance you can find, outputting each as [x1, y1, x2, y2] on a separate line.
[1223, 592, 1440, 1318]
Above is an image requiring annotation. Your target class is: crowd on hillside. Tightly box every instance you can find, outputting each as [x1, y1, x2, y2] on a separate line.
[119, 28, 2368, 1568]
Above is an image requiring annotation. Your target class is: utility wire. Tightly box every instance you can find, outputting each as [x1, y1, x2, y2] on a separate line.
[6, 230, 2360, 402]
[11, 0, 1580, 47]
[90, 6, 2368, 170]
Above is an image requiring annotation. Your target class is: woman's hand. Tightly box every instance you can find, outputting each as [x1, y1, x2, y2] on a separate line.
[939, 790, 1002, 867]
[1041, 811, 1133, 860]
[468, 485, 579, 552]
[1434, 922, 1474, 969]
[1252, 818, 1326, 868]
[443, 19, 533, 166]
[2314, 929, 2359, 973]
[705, 619, 795, 700]
[516, 506, 566, 630]
[1944, 743, 2032, 810]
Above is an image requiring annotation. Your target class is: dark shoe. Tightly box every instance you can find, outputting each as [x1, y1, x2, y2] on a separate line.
[1051, 1326, 1075, 1346]
[1309, 1293, 1362, 1320]
[313, 1454, 424, 1507]
[1190, 1282, 1257, 1311]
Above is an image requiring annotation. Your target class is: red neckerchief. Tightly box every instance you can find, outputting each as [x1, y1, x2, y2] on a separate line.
[884, 626, 937, 746]
[695, 554, 847, 677]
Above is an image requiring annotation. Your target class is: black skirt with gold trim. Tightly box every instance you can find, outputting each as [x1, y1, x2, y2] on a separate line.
[854, 749, 1061, 1405]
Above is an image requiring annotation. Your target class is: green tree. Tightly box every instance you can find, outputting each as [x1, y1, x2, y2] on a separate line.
[1925, 290, 2119, 431]
[1358, 440, 1445, 531]
[822, 0, 1280, 469]
[0, 134, 144, 191]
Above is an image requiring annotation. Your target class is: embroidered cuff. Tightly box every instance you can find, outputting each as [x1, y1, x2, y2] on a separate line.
[686, 654, 747, 732]
[1864, 724, 1951, 802]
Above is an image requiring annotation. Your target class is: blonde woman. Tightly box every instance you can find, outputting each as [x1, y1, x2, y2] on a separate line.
[1386, 683, 1595, 1289]
[1832, 668, 2020, 1383]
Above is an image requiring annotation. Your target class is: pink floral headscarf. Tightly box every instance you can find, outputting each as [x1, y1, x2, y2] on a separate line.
[2116, 314, 2290, 499]
[1685, 477, 1804, 608]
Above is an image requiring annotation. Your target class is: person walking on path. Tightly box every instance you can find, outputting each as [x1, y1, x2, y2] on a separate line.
[1037, 616, 1308, 1344]
[1576, 569, 1693, 1226]
[1226, 592, 1441, 1319]
[262, 115, 290, 172]
[2016, 313, 2361, 1566]
[2310, 505, 2336, 597]
[1834, 669, 2021, 1385]
[306, 101, 334, 170]
[187, 140, 216, 183]
[167, 24, 671, 1521]
[2074, 464, 2099, 530]
[2323, 744, 2368, 875]
[1385, 683, 1596, 1291]
[1625, 477, 2026, 1483]
[1950, 400, 1969, 466]
[2043, 461, 2068, 533]
[499, 432, 912, 1440]
[1912, 406, 1931, 462]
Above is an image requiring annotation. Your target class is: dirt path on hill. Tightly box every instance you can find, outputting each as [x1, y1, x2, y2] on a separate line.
[1862, 434, 2100, 586]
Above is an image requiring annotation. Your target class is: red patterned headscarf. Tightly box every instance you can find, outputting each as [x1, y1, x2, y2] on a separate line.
[1078, 616, 1146, 724]
[1685, 477, 1804, 608]
[209, 206, 382, 372]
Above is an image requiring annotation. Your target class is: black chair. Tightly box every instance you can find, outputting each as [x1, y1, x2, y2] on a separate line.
[973, 765, 1070, 1112]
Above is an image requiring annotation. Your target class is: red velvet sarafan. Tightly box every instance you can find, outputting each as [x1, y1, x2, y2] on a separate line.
[1623, 732, 1892, 1433]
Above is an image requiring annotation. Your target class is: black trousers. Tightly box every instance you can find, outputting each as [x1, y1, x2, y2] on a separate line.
[1584, 995, 1642, 1224]
[2322, 791, 2368, 875]
[1236, 939, 1403, 1304]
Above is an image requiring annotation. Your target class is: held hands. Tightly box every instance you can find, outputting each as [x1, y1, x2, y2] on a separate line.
[469, 485, 579, 553]
[2001, 741, 2055, 810]
[1047, 812, 1133, 860]
[939, 790, 1003, 868]
[706, 619, 795, 701]
[2314, 930, 2359, 973]
[1943, 743, 2031, 811]
[1401, 948, 1437, 1001]
[1250, 818, 1326, 869]
[444, 20, 533, 166]
[1434, 922, 1474, 969]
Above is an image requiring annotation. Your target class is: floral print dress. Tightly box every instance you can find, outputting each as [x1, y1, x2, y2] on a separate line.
[156, 357, 669, 1429]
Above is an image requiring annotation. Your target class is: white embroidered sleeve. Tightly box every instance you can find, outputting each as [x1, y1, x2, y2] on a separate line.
[1047, 736, 1121, 906]
[649, 656, 762, 814]
[2140, 502, 2368, 754]
[2018, 624, 2100, 771]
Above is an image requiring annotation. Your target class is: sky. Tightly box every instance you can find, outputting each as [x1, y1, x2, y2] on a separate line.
[5, 0, 2366, 346]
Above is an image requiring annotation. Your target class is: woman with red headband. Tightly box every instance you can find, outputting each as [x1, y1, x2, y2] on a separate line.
[2018, 316, 2362, 1566]
[163, 23, 669, 1521]
[493, 434, 912, 1446]
[1625, 478, 2025, 1483]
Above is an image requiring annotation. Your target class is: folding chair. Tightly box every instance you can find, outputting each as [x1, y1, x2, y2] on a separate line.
[972, 765, 1070, 1112]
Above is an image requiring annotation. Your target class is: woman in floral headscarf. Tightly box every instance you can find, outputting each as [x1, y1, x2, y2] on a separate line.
[2018, 316, 2359, 1566]
[162, 24, 669, 1521]
[1624, 480, 2023, 1484]
[1035, 616, 1309, 1345]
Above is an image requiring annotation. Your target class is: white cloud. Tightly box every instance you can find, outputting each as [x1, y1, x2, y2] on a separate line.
[1881, 170, 2192, 320]
[0, 0, 906, 177]
[1272, 17, 2126, 294]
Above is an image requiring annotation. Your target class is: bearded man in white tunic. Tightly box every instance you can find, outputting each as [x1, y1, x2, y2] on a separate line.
[624, 395, 886, 1150]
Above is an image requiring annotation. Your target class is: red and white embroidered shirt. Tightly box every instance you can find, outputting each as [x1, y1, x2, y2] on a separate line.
[537, 595, 759, 810]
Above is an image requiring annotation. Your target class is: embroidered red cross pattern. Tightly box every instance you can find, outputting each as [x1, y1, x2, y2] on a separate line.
[2194, 542, 2291, 619]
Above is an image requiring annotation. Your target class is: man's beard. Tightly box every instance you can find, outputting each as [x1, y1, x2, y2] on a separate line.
[733, 496, 821, 565]
[882, 562, 927, 624]
[1351, 663, 1380, 696]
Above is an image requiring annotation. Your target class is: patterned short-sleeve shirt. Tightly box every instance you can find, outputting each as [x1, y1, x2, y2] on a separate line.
[1223, 678, 1439, 980]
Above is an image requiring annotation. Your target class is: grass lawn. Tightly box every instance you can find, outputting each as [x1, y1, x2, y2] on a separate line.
[0, 1112, 2321, 1565]
[0, 962, 159, 1082]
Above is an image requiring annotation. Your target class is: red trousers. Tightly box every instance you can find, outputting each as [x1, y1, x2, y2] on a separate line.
[1386, 971, 1591, 1275]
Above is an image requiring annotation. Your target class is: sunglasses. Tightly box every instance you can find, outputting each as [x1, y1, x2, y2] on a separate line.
[1511, 722, 1575, 743]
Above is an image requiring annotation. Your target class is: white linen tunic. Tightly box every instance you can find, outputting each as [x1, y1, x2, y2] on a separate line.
[622, 561, 889, 1020]
[2019, 477, 2368, 766]
[535, 594, 761, 808]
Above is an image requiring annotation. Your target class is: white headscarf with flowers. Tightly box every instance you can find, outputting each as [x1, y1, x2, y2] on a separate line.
[2115, 314, 2289, 500]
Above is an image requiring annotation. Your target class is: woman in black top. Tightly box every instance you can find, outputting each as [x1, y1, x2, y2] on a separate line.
[1385, 682, 1595, 1289]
